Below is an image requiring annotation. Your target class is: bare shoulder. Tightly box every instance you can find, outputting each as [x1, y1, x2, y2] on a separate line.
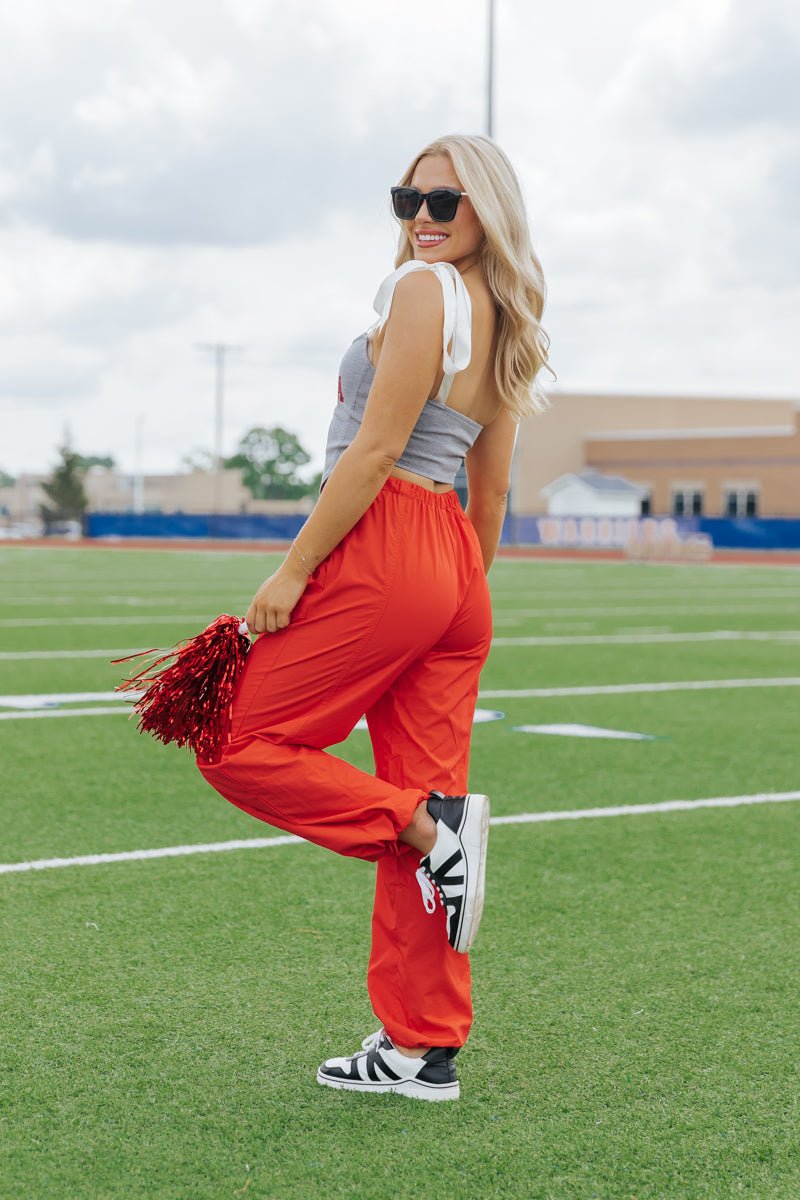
[379, 269, 445, 354]
[391, 266, 446, 315]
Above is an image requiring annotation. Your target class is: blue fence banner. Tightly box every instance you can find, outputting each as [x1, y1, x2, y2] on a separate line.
[499, 514, 800, 552]
[499, 514, 706, 550]
[86, 512, 306, 540]
[697, 518, 800, 551]
[86, 511, 800, 551]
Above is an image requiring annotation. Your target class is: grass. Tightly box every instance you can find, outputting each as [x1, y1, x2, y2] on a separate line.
[1, 546, 799, 1198]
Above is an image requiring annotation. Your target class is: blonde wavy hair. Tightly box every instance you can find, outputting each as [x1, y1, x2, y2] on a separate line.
[394, 134, 553, 419]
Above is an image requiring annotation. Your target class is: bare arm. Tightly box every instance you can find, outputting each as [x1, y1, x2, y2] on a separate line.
[246, 271, 445, 633]
[465, 406, 518, 572]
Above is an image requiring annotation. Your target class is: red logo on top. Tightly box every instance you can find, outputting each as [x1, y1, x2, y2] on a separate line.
[337, 376, 344, 404]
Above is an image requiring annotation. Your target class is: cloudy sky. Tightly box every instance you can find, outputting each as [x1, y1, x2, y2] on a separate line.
[2, 0, 798, 479]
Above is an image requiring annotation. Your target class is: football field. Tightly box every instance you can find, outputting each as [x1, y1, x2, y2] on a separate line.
[2, 545, 799, 1199]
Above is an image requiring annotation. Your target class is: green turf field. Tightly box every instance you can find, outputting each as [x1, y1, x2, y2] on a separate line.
[1, 545, 799, 1199]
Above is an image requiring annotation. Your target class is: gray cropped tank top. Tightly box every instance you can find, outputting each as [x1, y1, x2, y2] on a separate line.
[322, 261, 484, 486]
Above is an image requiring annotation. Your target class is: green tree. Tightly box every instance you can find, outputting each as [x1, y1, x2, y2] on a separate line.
[181, 448, 217, 473]
[76, 454, 115, 471]
[0, 468, 14, 488]
[40, 440, 89, 532]
[225, 426, 317, 499]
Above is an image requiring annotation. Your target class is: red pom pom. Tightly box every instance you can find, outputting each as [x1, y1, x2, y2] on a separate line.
[114, 614, 251, 763]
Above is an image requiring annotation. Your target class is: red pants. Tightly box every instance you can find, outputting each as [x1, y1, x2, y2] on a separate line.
[198, 477, 492, 1047]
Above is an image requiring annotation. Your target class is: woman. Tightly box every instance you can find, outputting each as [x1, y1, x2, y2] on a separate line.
[198, 133, 550, 1101]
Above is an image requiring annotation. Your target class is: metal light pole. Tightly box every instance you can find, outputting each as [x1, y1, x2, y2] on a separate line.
[487, 0, 519, 544]
[196, 341, 243, 514]
[132, 414, 144, 514]
[487, 0, 495, 138]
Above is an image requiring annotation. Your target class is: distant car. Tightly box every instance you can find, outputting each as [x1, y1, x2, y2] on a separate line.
[0, 521, 43, 540]
[43, 519, 83, 539]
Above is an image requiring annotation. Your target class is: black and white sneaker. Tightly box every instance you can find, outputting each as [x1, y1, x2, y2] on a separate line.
[317, 1032, 459, 1101]
[416, 792, 489, 954]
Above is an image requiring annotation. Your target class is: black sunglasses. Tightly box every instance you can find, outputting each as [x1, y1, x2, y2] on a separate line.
[390, 186, 468, 223]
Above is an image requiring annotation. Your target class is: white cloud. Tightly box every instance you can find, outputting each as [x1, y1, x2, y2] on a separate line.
[0, 0, 797, 480]
[74, 52, 234, 130]
[0, 0, 475, 245]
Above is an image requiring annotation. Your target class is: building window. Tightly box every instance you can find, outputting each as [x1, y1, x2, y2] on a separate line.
[640, 494, 651, 517]
[725, 488, 759, 518]
[672, 489, 703, 518]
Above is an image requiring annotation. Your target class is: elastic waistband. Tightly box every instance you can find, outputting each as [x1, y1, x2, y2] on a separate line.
[381, 476, 461, 509]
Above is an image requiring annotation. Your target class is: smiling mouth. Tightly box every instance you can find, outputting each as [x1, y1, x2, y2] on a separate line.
[416, 232, 449, 245]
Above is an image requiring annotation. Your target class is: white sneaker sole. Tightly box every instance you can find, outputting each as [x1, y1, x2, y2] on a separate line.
[316, 1071, 460, 1102]
[453, 793, 490, 954]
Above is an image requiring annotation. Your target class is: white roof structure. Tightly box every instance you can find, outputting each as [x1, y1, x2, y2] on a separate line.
[541, 471, 648, 499]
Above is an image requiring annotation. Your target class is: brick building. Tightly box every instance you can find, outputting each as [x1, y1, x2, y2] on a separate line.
[514, 393, 800, 518]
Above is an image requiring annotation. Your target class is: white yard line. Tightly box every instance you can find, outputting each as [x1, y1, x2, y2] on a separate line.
[2, 594, 237, 606]
[2, 677, 800, 716]
[4, 589, 797, 610]
[479, 677, 800, 698]
[0, 706, 132, 721]
[5, 630, 800, 664]
[0, 648, 143, 661]
[496, 603, 800, 618]
[0, 615, 212, 627]
[0, 704, 498, 723]
[0, 835, 304, 874]
[0, 690, 140, 708]
[492, 630, 800, 646]
[495, 587, 800, 601]
[0, 598, 192, 607]
[489, 791, 800, 824]
[2, 790, 798, 876]
[491, 560, 800, 573]
[2, 678, 800, 712]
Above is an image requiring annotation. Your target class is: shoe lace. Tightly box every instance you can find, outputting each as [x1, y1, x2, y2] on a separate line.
[362, 1028, 383, 1052]
[415, 865, 439, 914]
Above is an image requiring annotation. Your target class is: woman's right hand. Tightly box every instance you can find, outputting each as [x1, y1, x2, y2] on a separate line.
[245, 558, 309, 634]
